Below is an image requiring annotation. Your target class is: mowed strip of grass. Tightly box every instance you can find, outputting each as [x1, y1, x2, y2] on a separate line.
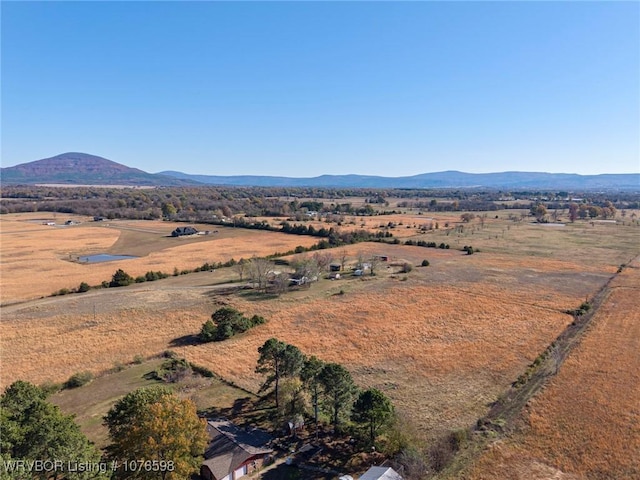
[50, 358, 251, 449]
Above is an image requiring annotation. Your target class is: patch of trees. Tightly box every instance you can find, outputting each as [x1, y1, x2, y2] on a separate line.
[1, 381, 109, 479]
[255, 338, 395, 445]
[200, 307, 266, 342]
[2, 185, 637, 219]
[404, 240, 450, 249]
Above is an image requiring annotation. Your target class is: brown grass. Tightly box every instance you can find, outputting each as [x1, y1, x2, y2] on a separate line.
[2, 212, 638, 451]
[462, 257, 640, 480]
[0, 214, 318, 303]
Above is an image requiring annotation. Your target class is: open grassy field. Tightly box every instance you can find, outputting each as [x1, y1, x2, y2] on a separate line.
[2, 211, 637, 454]
[0, 213, 319, 303]
[460, 256, 640, 480]
[49, 358, 253, 449]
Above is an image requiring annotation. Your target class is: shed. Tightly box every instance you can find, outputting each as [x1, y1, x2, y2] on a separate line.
[201, 419, 273, 480]
[359, 466, 404, 480]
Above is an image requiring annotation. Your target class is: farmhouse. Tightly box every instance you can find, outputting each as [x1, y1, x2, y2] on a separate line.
[171, 226, 198, 237]
[201, 419, 273, 480]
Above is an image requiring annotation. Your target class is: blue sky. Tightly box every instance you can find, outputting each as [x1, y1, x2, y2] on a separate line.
[2, 1, 639, 176]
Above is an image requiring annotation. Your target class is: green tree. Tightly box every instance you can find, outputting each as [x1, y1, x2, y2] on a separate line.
[1, 381, 108, 480]
[318, 363, 357, 432]
[199, 319, 217, 342]
[161, 203, 177, 218]
[104, 387, 207, 479]
[256, 338, 304, 410]
[352, 388, 394, 445]
[533, 204, 548, 222]
[110, 269, 134, 287]
[301, 356, 325, 435]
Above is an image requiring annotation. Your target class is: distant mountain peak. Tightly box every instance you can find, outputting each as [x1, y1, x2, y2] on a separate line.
[0, 152, 198, 186]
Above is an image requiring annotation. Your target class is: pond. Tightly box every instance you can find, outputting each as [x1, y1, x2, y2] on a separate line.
[78, 254, 138, 263]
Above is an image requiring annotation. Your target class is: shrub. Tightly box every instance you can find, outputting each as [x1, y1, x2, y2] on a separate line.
[78, 282, 90, 293]
[110, 269, 134, 287]
[40, 381, 63, 395]
[132, 354, 145, 364]
[64, 371, 94, 389]
[112, 361, 126, 372]
[135, 276, 147, 283]
[200, 308, 267, 342]
[401, 263, 413, 273]
[199, 320, 218, 342]
[421, 259, 430, 267]
[463, 245, 474, 255]
[155, 358, 192, 383]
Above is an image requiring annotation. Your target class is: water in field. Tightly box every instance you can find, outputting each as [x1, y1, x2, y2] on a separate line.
[78, 254, 137, 263]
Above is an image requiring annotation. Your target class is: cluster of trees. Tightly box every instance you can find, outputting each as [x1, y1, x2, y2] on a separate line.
[1, 380, 210, 480]
[1, 381, 109, 480]
[106, 269, 170, 288]
[403, 240, 450, 249]
[255, 338, 394, 445]
[200, 307, 266, 342]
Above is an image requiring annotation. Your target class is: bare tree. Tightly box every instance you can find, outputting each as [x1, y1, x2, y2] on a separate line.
[339, 248, 349, 271]
[233, 258, 249, 281]
[369, 255, 381, 276]
[249, 257, 272, 291]
[271, 272, 290, 295]
[312, 251, 333, 273]
[291, 256, 321, 282]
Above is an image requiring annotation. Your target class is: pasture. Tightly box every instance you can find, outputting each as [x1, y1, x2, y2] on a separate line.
[2, 210, 637, 453]
[462, 256, 640, 480]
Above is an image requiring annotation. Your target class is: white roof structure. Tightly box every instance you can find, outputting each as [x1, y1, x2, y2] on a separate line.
[359, 466, 404, 480]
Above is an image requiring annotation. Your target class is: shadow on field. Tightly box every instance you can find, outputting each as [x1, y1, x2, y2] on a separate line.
[239, 291, 280, 301]
[168, 334, 201, 347]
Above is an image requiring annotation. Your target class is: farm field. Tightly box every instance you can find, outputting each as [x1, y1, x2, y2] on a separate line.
[461, 256, 640, 480]
[2, 211, 637, 450]
[0, 213, 319, 303]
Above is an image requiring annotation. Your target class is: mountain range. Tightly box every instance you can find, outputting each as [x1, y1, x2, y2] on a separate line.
[1, 152, 638, 190]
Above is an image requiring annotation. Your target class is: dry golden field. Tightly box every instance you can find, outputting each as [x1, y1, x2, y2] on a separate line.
[254, 212, 463, 239]
[462, 256, 640, 480]
[3, 210, 638, 449]
[0, 213, 318, 303]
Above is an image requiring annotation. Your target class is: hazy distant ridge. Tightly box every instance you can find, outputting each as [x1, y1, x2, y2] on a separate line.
[1, 152, 637, 189]
[160, 170, 640, 190]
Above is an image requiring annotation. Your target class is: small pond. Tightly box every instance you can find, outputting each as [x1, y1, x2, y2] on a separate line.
[78, 254, 138, 263]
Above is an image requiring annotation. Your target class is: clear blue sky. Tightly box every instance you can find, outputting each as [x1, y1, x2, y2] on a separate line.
[2, 1, 639, 176]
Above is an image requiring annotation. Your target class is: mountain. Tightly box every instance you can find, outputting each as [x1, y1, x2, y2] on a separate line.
[2, 152, 638, 190]
[0, 152, 199, 186]
[160, 170, 640, 190]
